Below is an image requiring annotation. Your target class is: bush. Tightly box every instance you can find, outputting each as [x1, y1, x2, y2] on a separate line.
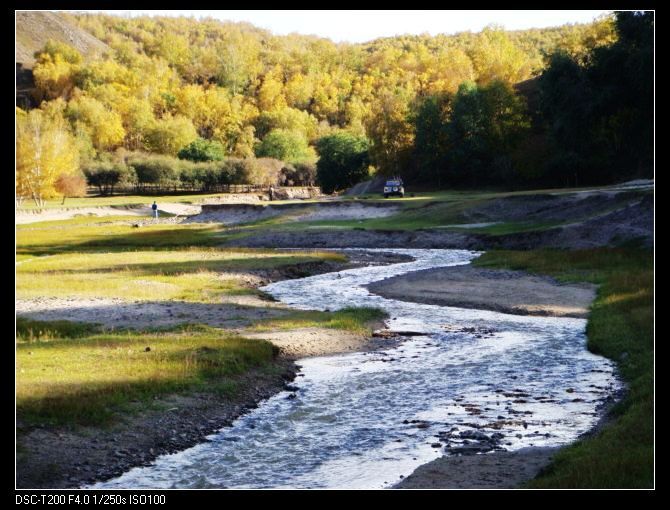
[54, 173, 87, 204]
[178, 138, 225, 162]
[82, 161, 132, 195]
[249, 158, 284, 186]
[280, 162, 317, 186]
[127, 153, 182, 190]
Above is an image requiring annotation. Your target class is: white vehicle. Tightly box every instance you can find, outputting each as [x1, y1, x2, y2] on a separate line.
[383, 178, 405, 198]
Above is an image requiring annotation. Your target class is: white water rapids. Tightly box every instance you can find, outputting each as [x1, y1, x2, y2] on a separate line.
[93, 249, 620, 489]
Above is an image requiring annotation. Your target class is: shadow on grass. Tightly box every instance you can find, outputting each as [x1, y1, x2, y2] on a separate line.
[16, 223, 225, 257]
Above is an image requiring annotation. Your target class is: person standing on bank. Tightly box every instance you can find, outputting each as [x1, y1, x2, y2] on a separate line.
[269, 186, 275, 201]
[151, 201, 158, 219]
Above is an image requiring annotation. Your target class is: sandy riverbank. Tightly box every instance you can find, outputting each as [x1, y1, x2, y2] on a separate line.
[395, 447, 559, 489]
[367, 265, 597, 318]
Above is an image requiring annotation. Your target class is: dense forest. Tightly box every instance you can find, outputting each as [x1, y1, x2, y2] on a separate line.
[16, 11, 653, 204]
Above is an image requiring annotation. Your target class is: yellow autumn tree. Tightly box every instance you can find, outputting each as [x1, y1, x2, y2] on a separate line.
[144, 115, 198, 155]
[16, 108, 80, 207]
[32, 41, 83, 101]
[257, 67, 287, 112]
[471, 26, 533, 85]
[365, 89, 415, 176]
[65, 95, 126, 151]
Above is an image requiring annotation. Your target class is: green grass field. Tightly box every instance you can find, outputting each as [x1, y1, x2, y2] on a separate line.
[15, 215, 373, 431]
[474, 248, 653, 488]
[16, 247, 344, 301]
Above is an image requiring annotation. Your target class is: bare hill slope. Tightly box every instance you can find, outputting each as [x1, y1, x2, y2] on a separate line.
[15, 11, 109, 68]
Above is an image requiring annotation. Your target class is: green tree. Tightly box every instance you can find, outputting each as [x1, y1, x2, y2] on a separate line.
[127, 153, 180, 190]
[538, 11, 653, 184]
[255, 129, 315, 163]
[446, 80, 530, 185]
[82, 161, 131, 196]
[315, 132, 371, 194]
[412, 93, 453, 186]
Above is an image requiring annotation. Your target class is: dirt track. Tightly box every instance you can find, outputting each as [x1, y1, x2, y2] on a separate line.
[15, 203, 201, 224]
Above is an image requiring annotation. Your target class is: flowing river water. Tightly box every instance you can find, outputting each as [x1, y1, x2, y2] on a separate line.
[94, 249, 620, 489]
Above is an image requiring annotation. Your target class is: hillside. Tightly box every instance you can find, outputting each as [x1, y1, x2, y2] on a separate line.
[15, 11, 109, 68]
[16, 11, 651, 198]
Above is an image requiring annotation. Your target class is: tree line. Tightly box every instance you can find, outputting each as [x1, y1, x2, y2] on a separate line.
[16, 11, 652, 205]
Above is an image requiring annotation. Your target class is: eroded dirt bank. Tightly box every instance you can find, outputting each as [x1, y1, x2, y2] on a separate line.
[15, 203, 202, 224]
[228, 190, 653, 250]
[186, 201, 400, 225]
[367, 265, 597, 318]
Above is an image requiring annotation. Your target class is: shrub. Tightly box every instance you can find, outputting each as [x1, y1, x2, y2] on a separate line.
[82, 161, 132, 196]
[178, 138, 226, 162]
[249, 158, 284, 186]
[127, 153, 181, 190]
[280, 162, 317, 186]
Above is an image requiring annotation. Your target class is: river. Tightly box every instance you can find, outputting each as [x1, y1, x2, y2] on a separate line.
[93, 249, 620, 489]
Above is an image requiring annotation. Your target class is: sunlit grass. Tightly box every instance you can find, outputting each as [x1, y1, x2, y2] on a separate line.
[16, 248, 346, 301]
[475, 248, 653, 488]
[14, 212, 380, 434]
[16, 320, 277, 426]
[249, 307, 387, 334]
